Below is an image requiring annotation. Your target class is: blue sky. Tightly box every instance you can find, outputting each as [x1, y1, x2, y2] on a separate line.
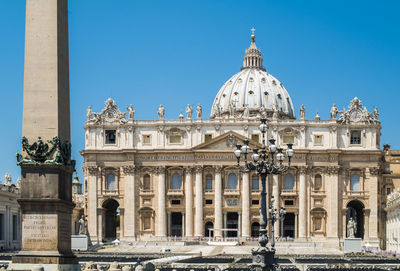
[0, 0, 399, 184]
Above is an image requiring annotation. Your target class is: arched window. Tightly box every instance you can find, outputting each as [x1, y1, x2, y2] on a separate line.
[171, 173, 181, 190]
[143, 174, 150, 191]
[205, 221, 214, 237]
[284, 174, 294, 190]
[206, 174, 213, 191]
[314, 174, 322, 191]
[107, 174, 115, 190]
[251, 175, 259, 191]
[351, 174, 360, 191]
[228, 173, 237, 190]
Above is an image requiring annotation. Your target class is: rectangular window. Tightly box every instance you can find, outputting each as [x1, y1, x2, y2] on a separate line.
[171, 200, 181, 205]
[387, 187, 391, 195]
[105, 130, 116, 144]
[169, 135, 182, 144]
[284, 200, 294, 206]
[283, 135, 294, 144]
[205, 199, 213, 205]
[12, 215, 17, 241]
[205, 134, 213, 143]
[206, 178, 213, 191]
[252, 200, 259, 205]
[314, 135, 323, 145]
[142, 135, 151, 145]
[143, 216, 151, 230]
[350, 131, 361, 145]
[251, 178, 259, 191]
[251, 134, 260, 143]
[0, 214, 3, 240]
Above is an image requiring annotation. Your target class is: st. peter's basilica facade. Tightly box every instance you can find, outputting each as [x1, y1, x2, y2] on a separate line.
[81, 34, 387, 249]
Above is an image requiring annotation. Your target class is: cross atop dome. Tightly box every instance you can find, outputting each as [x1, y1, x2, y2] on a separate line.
[251, 27, 256, 41]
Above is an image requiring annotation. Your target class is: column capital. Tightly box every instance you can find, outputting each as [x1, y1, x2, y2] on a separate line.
[154, 166, 166, 175]
[298, 165, 310, 175]
[183, 166, 194, 175]
[194, 165, 203, 174]
[369, 167, 380, 176]
[325, 166, 341, 175]
[122, 165, 135, 175]
[86, 166, 99, 176]
[213, 165, 223, 174]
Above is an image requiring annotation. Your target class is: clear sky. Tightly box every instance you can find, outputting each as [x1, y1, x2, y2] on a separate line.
[0, 0, 399, 184]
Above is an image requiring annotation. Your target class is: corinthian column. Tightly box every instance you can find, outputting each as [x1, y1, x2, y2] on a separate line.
[327, 166, 340, 241]
[87, 166, 99, 243]
[122, 165, 136, 241]
[194, 166, 203, 237]
[214, 166, 223, 238]
[272, 174, 280, 236]
[156, 166, 167, 237]
[241, 172, 250, 238]
[184, 166, 194, 237]
[368, 167, 379, 242]
[298, 166, 308, 239]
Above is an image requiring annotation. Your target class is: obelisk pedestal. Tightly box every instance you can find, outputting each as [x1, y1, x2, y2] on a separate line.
[10, 0, 79, 270]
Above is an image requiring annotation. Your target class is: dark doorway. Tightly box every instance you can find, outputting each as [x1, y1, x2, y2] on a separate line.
[103, 199, 120, 240]
[283, 212, 295, 238]
[251, 222, 260, 237]
[346, 200, 365, 239]
[205, 221, 214, 238]
[171, 212, 182, 237]
[227, 212, 238, 237]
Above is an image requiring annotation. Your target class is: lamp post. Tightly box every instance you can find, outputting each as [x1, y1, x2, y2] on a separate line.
[234, 119, 293, 271]
[268, 196, 286, 249]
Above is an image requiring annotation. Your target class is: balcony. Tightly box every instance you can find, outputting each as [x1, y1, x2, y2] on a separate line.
[139, 189, 154, 196]
[103, 190, 118, 196]
[167, 189, 184, 196]
[280, 189, 297, 196]
[224, 189, 240, 196]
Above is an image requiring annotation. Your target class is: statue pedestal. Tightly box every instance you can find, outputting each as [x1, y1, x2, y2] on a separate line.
[251, 247, 276, 271]
[71, 235, 89, 251]
[344, 238, 362, 253]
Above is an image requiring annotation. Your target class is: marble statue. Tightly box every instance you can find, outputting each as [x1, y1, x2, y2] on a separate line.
[4, 174, 11, 186]
[78, 215, 88, 235]
[260, 106, 267, 119]
[186, 104, 193, 119]
[374, 107, 379, 121]
[127, 104, 135, 120]
[330, 104, 339, 120]
[196, 104, 202, 119]
[346, 217, 357, 238]
[158, 104, 165, 120]
[86, 106, 93, 121]
[299, 104, 305, 120]
[243, 105, 250, 118]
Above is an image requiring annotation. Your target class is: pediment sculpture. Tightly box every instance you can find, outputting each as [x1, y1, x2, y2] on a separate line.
[337, 97, 379, 125]
[86, 98, 128, 125]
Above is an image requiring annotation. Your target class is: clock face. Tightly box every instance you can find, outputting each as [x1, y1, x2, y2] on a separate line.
[104, 110, 116, 121]
[350, 109, 362, 122]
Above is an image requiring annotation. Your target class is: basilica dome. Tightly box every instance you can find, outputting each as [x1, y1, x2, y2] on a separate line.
[210, 34, 295, 119]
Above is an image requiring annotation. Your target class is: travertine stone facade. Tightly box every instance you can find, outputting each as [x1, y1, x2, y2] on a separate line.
[386, 189, 400, 252]
[81, 35, 385, 249]
[0, 174, 21, 250]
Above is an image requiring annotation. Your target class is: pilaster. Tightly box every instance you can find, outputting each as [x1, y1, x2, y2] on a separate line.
[122, 165, 136, 241]
[194, 166, 204, 237]
[214, 165, 223, 238]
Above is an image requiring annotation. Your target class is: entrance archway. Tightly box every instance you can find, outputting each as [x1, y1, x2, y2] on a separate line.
[346, 200, 365, 239]
[102, 199, 120, 240]
[283, 212, 295, 238]
[226, 212, 238, 237]
[205, 221, 214, 238]
[251, 222, 260, 237]
[170, 212, 182, 237]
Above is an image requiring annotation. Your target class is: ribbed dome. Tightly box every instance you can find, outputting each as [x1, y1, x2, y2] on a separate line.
[210, 34, 295, 119]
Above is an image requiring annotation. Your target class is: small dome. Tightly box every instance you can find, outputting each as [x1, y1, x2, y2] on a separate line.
[73, 174, 80, 184]
[210, 33, 295, 119]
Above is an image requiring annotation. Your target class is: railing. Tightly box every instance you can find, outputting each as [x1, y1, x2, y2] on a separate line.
[167, 189, 184, 196]
[103, 190, 118, 196]
[139, 189, 154, 195]
[224, 189, 240, 195]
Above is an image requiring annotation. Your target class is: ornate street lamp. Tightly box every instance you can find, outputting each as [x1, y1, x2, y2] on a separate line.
[234, 119, 294, 271]
[268, 196, 286, 249]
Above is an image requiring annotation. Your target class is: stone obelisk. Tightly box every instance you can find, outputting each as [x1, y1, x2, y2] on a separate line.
[11, 0, 79, 270]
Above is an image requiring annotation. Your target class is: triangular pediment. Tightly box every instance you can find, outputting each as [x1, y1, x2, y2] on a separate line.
[193, 131, 262, 151]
